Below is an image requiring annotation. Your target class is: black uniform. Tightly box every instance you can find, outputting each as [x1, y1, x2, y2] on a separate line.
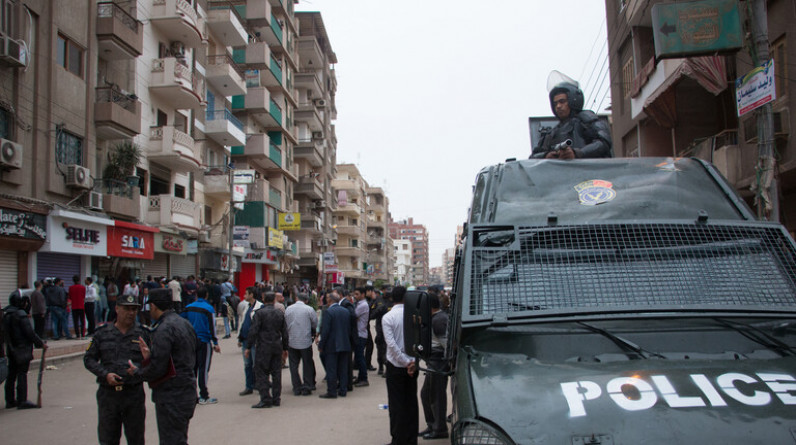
[135, 310, 197, 445]
[369, 296, 390, 373]
[84, 323, 149, 445]
[3, 304, 44, 408]
[247, 304, 288, 405]
[532, 110, 613, 159]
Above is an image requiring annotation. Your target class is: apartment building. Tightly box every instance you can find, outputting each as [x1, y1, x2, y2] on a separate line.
[393, 239, 413, 286]
[0, 1, 345, 303]
[605, 0, 795, 228]
[388, 217, 429, 286]
[291, 11, 338, 288]
[365, 186, 392, 285]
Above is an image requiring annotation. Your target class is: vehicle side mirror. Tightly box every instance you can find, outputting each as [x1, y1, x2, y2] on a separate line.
[403, 290, 432, 361]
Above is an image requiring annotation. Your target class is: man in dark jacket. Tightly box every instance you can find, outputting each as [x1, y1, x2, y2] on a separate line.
[3, 292, 47, 409]
[337, 289, 357, 391]
[370, 288, 391, 375]
[84, 293, 149, 445]
[246, 291, 288, 408]
[44, 278, 71, 340]
[128, 289, 197, 445]
[318, 291, 352, 399]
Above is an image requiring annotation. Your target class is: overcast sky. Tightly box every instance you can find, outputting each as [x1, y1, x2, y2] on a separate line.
[295, 0, 610, 268]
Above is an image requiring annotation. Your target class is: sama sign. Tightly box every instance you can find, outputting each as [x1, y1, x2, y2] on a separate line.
[651, 0, 742, 59]
[0, 208, 46, 241]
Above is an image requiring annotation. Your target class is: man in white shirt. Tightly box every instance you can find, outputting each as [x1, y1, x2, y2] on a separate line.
[353, 287, 370, 387]
[168, 276, 183, 312]
[381, 286, 418, 445]
[85, 277, 98, 335]
[284, 293, 318, 396]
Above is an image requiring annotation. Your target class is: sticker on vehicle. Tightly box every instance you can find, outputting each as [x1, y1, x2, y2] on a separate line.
[574, 180, 616, 206]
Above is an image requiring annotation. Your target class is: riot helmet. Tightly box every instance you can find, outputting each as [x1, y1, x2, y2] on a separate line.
[547, 70, 584, 116]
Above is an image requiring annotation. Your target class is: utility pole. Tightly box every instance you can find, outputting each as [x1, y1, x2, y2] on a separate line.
[749, 0, 778, 221]
[228, 165, 235, 278]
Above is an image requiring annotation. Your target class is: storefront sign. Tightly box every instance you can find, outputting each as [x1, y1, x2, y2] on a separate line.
[43, 216, 109, 256]
[107, 222, 157, 260]
[323, 252, 335, 264]
[233, 170, 256, 184]
[233, 226, 250, 248]
[325, 263, 339, 273]
[242, 249, 277, 264]
[0, 208, 46, 241]
[154, 233, 187, 255]
[278, 212, 301, 231]
[736, 59, 776, 117]
[268, 227, 284, 249]
[233, 184, 247, 210]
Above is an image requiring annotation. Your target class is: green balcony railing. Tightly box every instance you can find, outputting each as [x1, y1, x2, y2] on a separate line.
[269, 143, 282, 168]
[269, 188, 281, 208]
[232, 48, 246, 65]
[270, 13, 283, 43]
[269, 99, 282, 125]
[231, 94, 244, 109]
[269, 55, 283, 85]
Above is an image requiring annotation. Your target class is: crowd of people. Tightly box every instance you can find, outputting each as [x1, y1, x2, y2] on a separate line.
[3, 275, 453, 445]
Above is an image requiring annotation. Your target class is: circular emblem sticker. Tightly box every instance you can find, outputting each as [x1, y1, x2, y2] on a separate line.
[574, 180, 616, 206]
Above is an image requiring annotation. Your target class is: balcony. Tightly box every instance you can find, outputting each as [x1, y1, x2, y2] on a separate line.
[336, 223, 362, 237]
[96, 2, 143, 60]
[202, 169, 230, 200]
[298, 38, 324, 72]
[248, 178, 270, 202]
[231, 86, 269, 114]
[269, 188, 282, 209]
[146, 194, 202, 231]
[233, 41, 270, 70]
[150, 0, 206, 48]
[205, 54, 246, 97]
[206, 2, 248, 47]
[294, 176, 323, 200]
[294, 138, 323, 167]
[231, 133, 283, 170]
[295, 102, 323, 131]
[149, 57, 206, 110]
[297, 251, 320, 268]
[242, 0, 272, 27]
[335, 246, 363, 258]
[94, 87, 141, 139]
[630, 58, 686, 120]
[295, 70, 322, 97]
[299, 212, 321, 233]
[205, 108, 245, 146]
[98, 179, 141, 220]
[335, 203, 363, 217]
[148, 126, 202, 172]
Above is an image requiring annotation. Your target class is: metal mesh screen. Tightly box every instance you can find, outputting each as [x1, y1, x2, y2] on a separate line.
[469, 223, 796, 315]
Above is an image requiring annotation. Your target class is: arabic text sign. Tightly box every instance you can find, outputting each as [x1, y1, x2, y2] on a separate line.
[278, 212, 301, 231]
[651, 0, 742, 59]
[736, 59, 776, 117]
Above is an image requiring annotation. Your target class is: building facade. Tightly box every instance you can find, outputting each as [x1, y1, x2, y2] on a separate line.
[605, 0, 794, 228]
[388, 217, 429, 286]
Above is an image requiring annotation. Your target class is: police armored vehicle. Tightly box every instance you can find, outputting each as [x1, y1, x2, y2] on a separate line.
[406, 157, 796, 444]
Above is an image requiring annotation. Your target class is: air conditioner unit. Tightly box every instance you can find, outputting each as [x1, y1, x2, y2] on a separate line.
[0, 36, 27, 68]
[312, 131, 323, 139]
[88, 191, 103, 210]
[321, 239, 329, 247]
[314, 200, 326, 208]
[313, 99, 327, 107]
[66, 165, 92, 189]
[199, 232, 211, 243]
[0, 138, 22, 169]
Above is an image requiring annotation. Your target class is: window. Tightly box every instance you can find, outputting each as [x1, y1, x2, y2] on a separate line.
[174, 184, 186, 199]
[1, 0, 16, 37]
[56, 33, 84, 78]
[56, 130, 83, 166]
[622, 56, 634, 99]
[771, 36, 788, 99]
[0, 107, 11, 139]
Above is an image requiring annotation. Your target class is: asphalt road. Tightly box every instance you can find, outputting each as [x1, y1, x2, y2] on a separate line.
[0, 334, 450, 445]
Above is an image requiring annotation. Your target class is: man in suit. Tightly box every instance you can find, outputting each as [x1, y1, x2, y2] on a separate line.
[317, 291, 351, 399]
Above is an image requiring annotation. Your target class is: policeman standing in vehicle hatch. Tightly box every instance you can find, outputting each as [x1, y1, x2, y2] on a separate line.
[84, 293, 149, 445]
[532, 71, 613, 160]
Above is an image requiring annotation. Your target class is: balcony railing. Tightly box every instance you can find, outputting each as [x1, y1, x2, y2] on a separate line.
[97, 178, 137, 199]
[269, 98, 282, 123]
[206, 108, 244, 131]
[269, 188, 282, 208]
[96, 86, 137, 112]
[98, 2, 138, 32]
[94, 86, 141, 138]
[269, 54, 283, 85]
[207, 54, 244, 76]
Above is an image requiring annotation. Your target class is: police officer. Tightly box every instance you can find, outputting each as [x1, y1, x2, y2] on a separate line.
[127, 289, 197, 445]
[3, 291, 47, 409]
[84, 293, 148, 445]
[532, 71, 613, 159]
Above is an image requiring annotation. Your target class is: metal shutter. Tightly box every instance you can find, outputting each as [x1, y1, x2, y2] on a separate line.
[171, 254, 196, 279]
[144, 253, 169, 279]
[0, 250, 18, 307]
[37, 252, 81, 290]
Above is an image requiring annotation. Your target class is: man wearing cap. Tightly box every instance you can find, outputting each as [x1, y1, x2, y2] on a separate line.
[127, 289, 197, 445]
[84, 292, 149, 445]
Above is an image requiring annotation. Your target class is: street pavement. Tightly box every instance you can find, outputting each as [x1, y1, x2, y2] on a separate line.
[1, 332, 450, 445]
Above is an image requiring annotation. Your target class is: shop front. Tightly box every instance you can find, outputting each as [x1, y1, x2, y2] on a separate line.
[37, 209, 113, 290]
[172, 240, 198, 278]
[145, 230, 195, 280]
[238, 248, 277, 291]
[199, 248, 242, 281]
[0, 201, 47, 305]
[105, 221, 157, 286]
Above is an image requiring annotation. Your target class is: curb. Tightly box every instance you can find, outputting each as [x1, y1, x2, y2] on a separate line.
[32, 351, 86, 368]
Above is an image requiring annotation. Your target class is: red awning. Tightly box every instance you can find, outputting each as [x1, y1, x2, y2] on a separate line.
[114, 220, 160, 233]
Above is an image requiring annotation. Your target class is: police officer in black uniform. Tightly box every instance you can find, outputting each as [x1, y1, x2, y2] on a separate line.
[127, 288, 197, 445]
[532, 71, 613, 160]
[84, 293, 148, 445]
[3, 291, 47, 409]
